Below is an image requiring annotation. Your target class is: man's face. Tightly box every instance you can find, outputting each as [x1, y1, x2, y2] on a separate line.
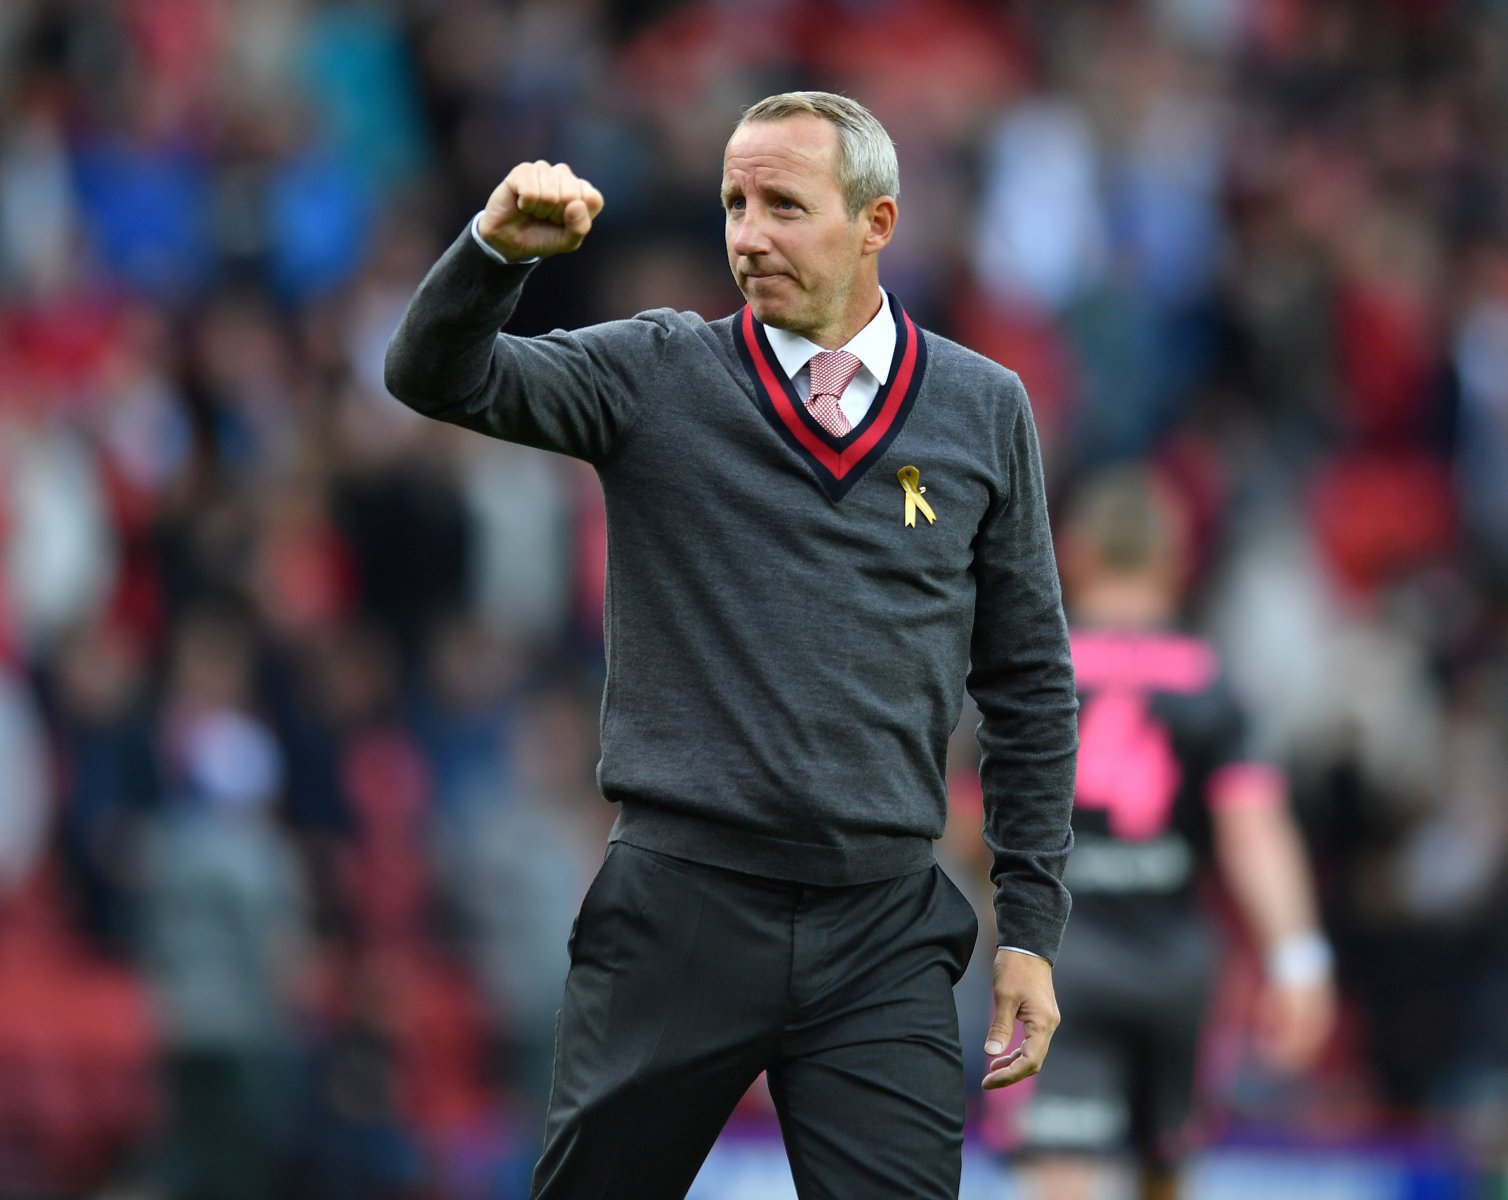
[722, 115, 880, 346]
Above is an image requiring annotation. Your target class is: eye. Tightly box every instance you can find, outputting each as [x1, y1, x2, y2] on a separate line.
[725, 196, 745, 212]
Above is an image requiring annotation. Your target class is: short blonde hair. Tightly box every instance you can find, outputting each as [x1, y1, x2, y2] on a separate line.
[737, 91, 900, 218]
[1063, 465, 1186, 575]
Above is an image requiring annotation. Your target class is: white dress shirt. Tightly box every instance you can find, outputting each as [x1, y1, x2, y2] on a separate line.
[763, 296, 894, 427]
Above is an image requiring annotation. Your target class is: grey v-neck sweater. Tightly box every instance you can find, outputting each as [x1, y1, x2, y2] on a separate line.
[385, 230, 1077, 960]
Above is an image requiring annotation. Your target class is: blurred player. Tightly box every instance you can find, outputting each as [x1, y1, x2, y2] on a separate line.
[1004, 464, 1337, 1200]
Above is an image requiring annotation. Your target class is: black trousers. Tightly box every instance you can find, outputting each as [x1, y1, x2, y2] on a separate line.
[529, 841, 980, 1200]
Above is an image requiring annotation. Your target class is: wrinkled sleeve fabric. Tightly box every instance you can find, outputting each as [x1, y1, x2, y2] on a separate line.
[384, 227, 665, 466]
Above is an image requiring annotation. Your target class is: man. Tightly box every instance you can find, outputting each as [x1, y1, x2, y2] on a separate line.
[1000, 465, 1337, 1200]
[385, 91, 1077, 1200]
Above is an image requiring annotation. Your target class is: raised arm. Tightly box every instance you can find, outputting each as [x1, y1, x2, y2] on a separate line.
[384, 164, 659, 464]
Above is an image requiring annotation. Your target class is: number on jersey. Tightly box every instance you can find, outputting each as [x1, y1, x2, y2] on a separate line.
[1075, 690, 1181, 841]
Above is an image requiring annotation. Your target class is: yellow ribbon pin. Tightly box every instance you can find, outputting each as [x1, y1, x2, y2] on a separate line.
[897, 465, 936, 527]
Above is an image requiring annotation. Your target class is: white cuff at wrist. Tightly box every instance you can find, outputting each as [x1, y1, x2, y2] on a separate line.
[469, 212, 540, 266]
[1267, 932, 1333, 986]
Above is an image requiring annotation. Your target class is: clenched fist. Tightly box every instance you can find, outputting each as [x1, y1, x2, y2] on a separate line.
[478, 161, 605, 261]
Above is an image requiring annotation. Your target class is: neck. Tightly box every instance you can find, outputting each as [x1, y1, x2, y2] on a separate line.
[1069, 577, 1177, 629]
[810, 286, 885, 349]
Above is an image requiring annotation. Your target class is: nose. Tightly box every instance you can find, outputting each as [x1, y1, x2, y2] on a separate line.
[731, 209, 771, 258]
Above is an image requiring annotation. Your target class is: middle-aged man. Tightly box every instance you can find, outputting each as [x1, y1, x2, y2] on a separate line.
[385, 91, 1078, 1200]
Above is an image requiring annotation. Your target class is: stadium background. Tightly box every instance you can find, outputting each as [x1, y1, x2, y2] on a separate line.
[0, 0, 1505, 1196]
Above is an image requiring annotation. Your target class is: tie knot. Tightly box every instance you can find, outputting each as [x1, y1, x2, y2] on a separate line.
[808, 349, 864, 401]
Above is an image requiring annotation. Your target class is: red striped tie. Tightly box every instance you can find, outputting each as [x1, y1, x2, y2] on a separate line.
[805, 350, 863, 437]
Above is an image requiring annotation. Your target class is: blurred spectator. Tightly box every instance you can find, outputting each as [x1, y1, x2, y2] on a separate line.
[44, 617, 160, 955]
[974, 97, 1108, 314]
[1452, 248, 1508, 582]
[454, 441, 579, 649]
[0, 660, 50, 899]
[410, 610, 524, 818]
[0, 77, 76, 297]
[289, 1015, 430, 1200]
[433, 681, 604, 1124]
[135, 708, 311, 1200]
[0, 412, 118, 658]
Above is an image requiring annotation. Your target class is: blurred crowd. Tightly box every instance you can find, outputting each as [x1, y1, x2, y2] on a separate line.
[1, 0, 1506, 1196]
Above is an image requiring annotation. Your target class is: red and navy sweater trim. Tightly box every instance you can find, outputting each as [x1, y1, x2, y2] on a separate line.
[734, 293, 928, 501]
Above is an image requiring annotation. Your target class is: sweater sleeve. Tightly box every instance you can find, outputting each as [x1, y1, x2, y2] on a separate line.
[966, 375, 1077, 962]
[383, 227, 663, 465]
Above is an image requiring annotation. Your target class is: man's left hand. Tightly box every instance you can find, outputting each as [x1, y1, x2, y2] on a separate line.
[981, 948, 1059, 1089]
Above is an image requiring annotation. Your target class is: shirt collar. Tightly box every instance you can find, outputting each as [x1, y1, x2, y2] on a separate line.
[762, 291, 894, 386]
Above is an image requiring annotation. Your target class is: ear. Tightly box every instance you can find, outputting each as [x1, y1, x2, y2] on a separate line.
[860, 196, 897, 256]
